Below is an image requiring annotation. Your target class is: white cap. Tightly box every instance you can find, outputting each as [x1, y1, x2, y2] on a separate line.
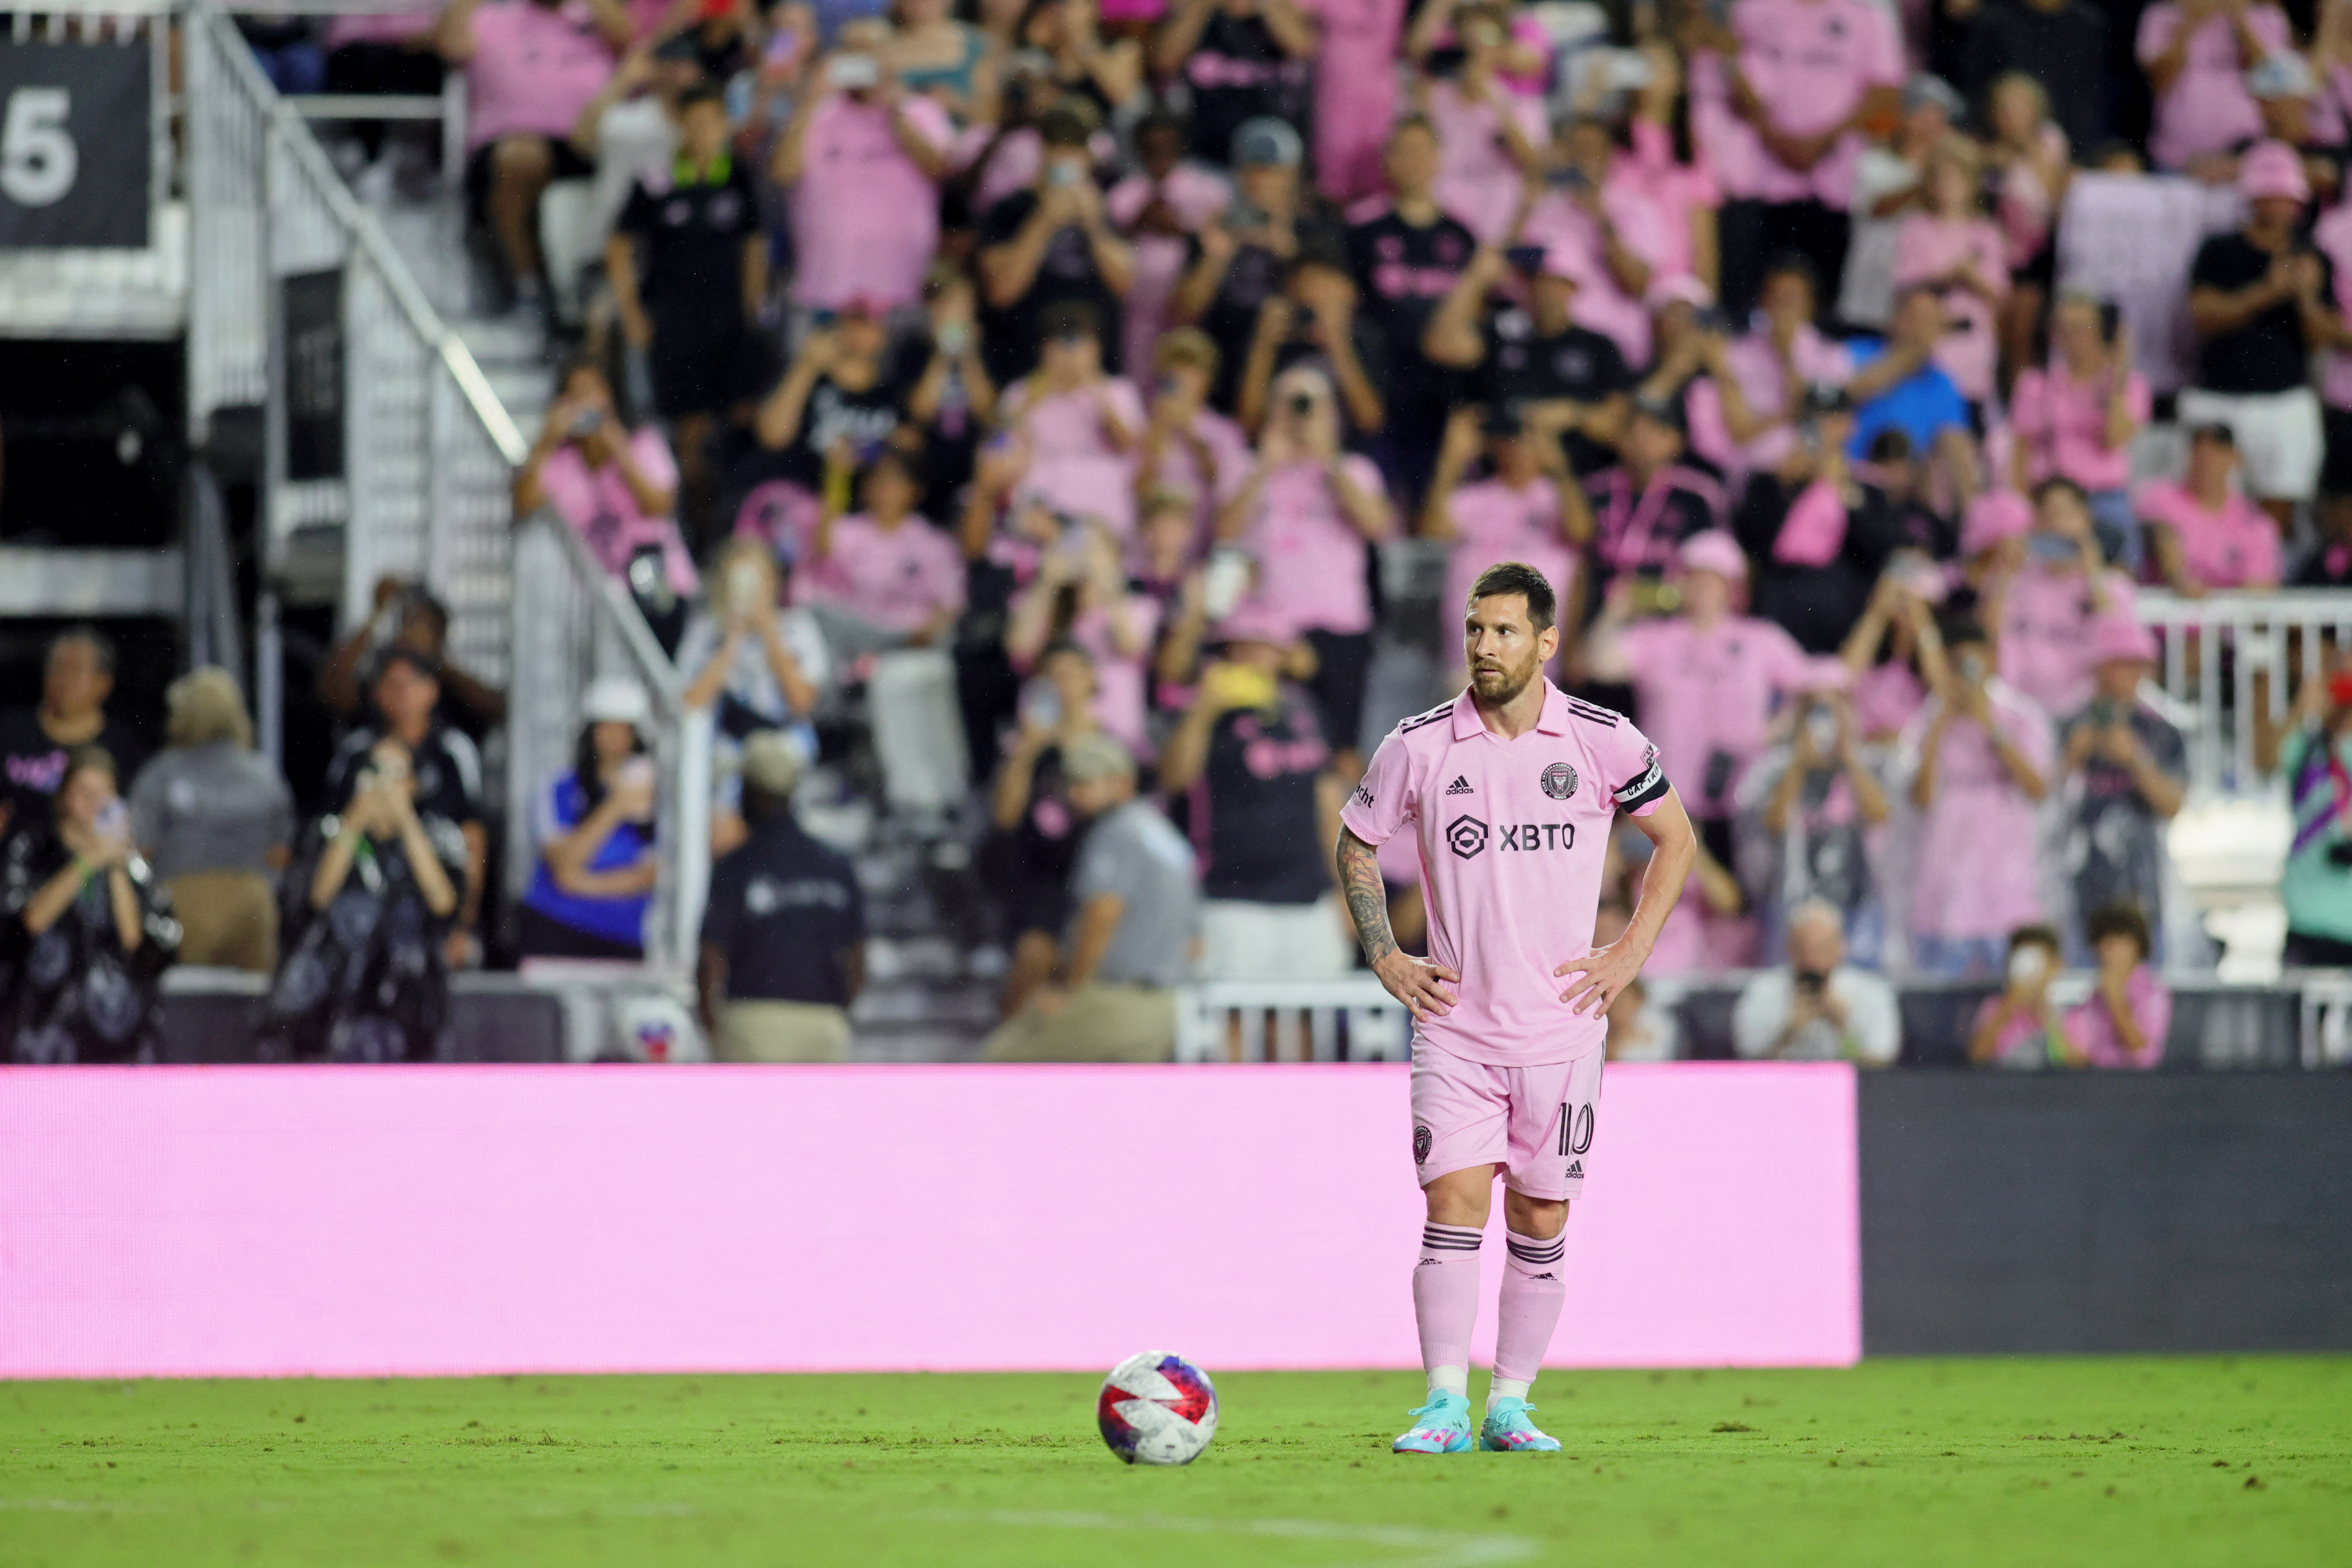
[581, 676, 653, 731]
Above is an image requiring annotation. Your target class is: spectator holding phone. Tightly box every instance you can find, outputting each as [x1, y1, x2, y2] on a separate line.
[1741, 683, 1892, 964]
[748, 301, 914, 504]
[1216, 364, 1396, 770]
[997, 300, 1147, 539]
[987, 640, 1108, 1017]
[1233, 244, 1389, 440]
[977, 105, 1136, 387]
[514, 359, 700, 606]
[1733, 898, 1901, 1062]
[2279, 652, 2352, 967]
[2009, 294, 2150, 567]
[1988, 479, 2135, 723]
[1736, 384, 1905, 654]
[680, 538, 827, 856]
[2060, 901, 2171, 1068]
[2, 746, 178, 1064]
[1966, 922, 2065, 1066]
[0, 628, 149, 851]
[517, 678, 662, 961]
[263, 736, 468, 1062]
[1004, 515, 1161, 756]
[1422, 406, 1590, 678]
[2058, 617, 2185, 962]
[2141, 423, 2284, 596]
[1108, 114, 1236, 380]
[2137, 0, 2290, 174]
[1424, 242, 1633, 479]
[1690, 255, 1854, 485]
[1172, 117, 1340, 413]
[1154, 0, 1318, 170]
[1416, 2, 1545, 244]
[1893, 135, 2007, 408]
[1133, 328, 1253, 540]
[1901, 618, 2052, 978]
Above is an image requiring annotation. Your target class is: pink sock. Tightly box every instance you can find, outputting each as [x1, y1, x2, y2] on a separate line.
[1492, 1226, 1568, 1385]
[1414, 1222, 1483, 1389]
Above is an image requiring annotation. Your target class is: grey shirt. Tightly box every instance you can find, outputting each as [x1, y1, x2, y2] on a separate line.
[127, 741, 295, 883]
[1069, 800, 1199, 989]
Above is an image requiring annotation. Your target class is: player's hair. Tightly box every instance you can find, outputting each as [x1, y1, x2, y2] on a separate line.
[2084, 901, 2152, 962]
[1467, 562, 1557, 633]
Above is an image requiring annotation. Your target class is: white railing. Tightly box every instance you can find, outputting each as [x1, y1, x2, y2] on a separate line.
[186, 0, 523, 714]
[1174, 977, 1410, 1063]
[2135, 590, 2352, 798]
[508, 508, 711, 969]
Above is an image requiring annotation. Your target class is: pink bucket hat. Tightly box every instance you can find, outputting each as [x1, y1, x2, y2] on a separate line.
[1678, 529, 1749, 582]
[1960, 490, 2034, 557]
[2241, 139, 2311, 204]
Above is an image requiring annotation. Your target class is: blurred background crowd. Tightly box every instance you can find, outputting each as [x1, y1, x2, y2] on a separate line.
[18, 0, 2352, 1067]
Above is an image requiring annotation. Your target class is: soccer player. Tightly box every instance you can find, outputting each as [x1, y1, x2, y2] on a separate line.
[1337, 561, 1697, 1454]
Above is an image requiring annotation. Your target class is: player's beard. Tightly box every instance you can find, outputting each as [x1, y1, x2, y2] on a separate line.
[1469, 649, 1541, 708]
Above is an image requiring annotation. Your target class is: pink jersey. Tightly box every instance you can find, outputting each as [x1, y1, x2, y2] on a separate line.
[1995, 124, 2070, 269]
[1440, 478, 1581, 656]
[1108, 164, 1232, 376]
[1341, 684, 1671, 1067]
[787, 94, 954, 311]
[1141, 408, 1254, 544]
[1687, 327, 1854, 479]
[463, 0, 617, 152]
[1995, 564, 2139, 720]
[2316, 200, 2352, 410]
[1305, 0, 1407, 202]
[2063, 967, 2171, 1069]
[1894, 214, 2006, 404]
[1004, 377, 1149, 537]
[325, 11, 435, 48]
[1243, 455, 1393, 636]
[538, 430, 699, 597]
[1425, 79, 1548, 244]
[1723, 0, 1903, 207]
[1618, 614, 1814, 819]
[1900, 682, 2054, 940]
[1623, 119, 1719, 280]
[2009, 364, 2151, 494]
[2135, 480, 2283, 589]
[1518, 184, 1671, 365]
[2137, 3, 2290, 171]
[799, 514, 967, 634]
[1065, 595, 1164, 757]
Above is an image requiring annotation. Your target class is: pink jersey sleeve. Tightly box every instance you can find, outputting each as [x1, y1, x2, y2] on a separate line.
[1339, 723, 1420, 846]
[1861, 0, 1903, 87]
[1593, 715, 1671, 816]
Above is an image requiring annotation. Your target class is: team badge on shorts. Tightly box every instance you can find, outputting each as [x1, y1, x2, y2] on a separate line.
[1413, 1124, 1433, 1166]
[1540, 762, 1579, 800]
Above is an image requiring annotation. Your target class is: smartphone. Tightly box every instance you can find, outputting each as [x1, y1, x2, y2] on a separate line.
[617, 756, 658, 792]
[1803, 705, 1839, 755]
[2007, 945, 2049, 986]
[725, 559, 765, 617]
[568, 408, 603, 440]
[2027, 532, 2080, 564]
[1505, 243, 1548, 274]
[95, 799, 128, 843]
[1048, 159, 1085, 188]
[827, 52, 880, 90]
[1202, 548, 1253, 620]
[1019, 681, 1062, 731]
[1222, 202, 1268, 232]
[936, 320, 970, 357]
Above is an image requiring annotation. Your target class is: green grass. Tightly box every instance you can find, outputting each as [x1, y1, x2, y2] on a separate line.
[2, 1360, 2347, 1567]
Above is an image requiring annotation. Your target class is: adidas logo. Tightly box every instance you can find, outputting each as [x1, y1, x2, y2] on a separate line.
[1445, 776, 1475, 796]
[1564, 1161, 1584, 1179]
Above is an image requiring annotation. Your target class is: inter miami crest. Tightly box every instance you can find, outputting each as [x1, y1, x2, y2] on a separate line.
[1540, 762, 1579, 801]
[1414, 1124, 1433, 1166]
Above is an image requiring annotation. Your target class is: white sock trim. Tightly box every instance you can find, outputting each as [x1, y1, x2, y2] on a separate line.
[1426, 1365, 1469, 1400]
[1487, 1377, 1532, 1410]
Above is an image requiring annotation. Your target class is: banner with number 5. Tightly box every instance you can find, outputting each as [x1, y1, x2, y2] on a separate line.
[0, 40, 150, 249]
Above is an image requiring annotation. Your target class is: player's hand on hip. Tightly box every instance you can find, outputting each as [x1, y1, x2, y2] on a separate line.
[1372, 951, 1459, 1022]
[1556, 942, 1643, 1016]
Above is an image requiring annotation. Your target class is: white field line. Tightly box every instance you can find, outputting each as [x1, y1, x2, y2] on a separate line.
[913, 1507, 1538, 1566]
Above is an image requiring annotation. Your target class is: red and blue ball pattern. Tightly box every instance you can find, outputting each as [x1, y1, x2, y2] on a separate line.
[1096, 1351, 1219, 1465]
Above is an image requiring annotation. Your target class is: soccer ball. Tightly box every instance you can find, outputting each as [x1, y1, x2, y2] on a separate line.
[1096, 1351, 1218, 1465]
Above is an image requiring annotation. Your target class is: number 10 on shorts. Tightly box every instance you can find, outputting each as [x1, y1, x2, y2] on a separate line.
[1557, 1101, 1594, 1158]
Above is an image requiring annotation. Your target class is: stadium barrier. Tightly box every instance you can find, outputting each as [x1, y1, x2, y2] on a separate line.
[0, 1063, 1861, 1378]
[2135, 589, 2352, 797]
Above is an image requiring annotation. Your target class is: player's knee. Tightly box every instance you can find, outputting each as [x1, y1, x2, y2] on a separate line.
[1503, 1190, 1566, 1241]
[1422, 1168, 1492, 1229]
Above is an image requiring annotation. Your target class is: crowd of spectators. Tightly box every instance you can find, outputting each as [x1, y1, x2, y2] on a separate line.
[70, 0, 2352, 1064]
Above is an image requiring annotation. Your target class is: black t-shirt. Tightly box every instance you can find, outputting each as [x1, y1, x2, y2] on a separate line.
[323, 725, 485, 830]
[977, 188, 1126, 387]
[1182, 211, 1348, 411]
[2190, 232, 2333, 395]
[1195, 688, 1332, 903]
[1735, 475, 1905, 654]
[700, 815, 867, 1006]
[1959, 0, 2109, 162]
[1347, 206, 1478, 408]
[2294, 537, 2352, 586]
[1178, 10, 1311, 167]
[891, 332, 981, 504]
[0, 708, 150, 842]
[616, 159, 761, 325]
[772, 367, 914, 489]
[1481, 312, 1631, 474]
[1262, 314, 1392, 444]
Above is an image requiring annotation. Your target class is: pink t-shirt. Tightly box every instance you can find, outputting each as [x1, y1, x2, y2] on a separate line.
[1617, 614, 1814, 819]
[1004, 378, 1149, 538]
[2063, 967, 2172, 1069]
[1442, 478, 1582, 656]
[2009, 364, 2152, 494]
[1900, 682, 2054, 940]
[1688, 49, 1767, 202]
[2316, 200, 2352, 410]
[1305, 0, 1407, 202]
[1108, 164, 1232, 376]
[788, 94, 953, 311]
[2136, 3, 2290, 171]
[1340, 684, 1670, 1067]
[538, 430, 699, 596]
[1969, 995, 2060, 1067]
[1519, 183, 1674, 366]
[1425, 79, 1548, 244]
[1995, 124, 2070, 268]
[1623, 119, 1719, 281]
[799, 514, 968, 635]
[2135, 480, 2283, 589]
[463, 0, 617, 151]
[1894, 214, 2007, 404]
[1244, 456, 1394, 636]
[1996, 564, 2140, 719]
[1724, 0, 1903, 208]
[1686, 327, 1854, 480]
[326, 11, 434, 48]
[1142, 408, 1255, 544]
[1066, 595, 1165, 757]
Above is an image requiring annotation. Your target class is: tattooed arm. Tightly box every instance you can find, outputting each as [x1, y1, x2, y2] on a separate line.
[1338, 825, 1460, 1021]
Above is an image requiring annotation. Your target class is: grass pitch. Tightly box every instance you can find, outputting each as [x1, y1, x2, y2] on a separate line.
[2, 1359, 2346, 1567]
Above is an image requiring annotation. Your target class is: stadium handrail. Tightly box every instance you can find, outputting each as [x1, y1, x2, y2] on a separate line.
[2134, 589, 2352, 799]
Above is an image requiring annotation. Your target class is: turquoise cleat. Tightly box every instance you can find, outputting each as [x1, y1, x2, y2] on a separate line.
[1478, 1397, 1561, 1452]
[1392, 1391, 1476, 1454]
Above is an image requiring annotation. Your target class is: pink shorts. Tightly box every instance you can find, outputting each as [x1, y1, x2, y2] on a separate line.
[1410, 1042, 1603, 1201]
